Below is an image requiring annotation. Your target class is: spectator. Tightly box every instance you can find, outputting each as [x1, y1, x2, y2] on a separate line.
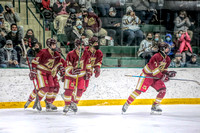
[0, 15, 10, 37]
[178, 31, 193, 65]
[5, 23, 22, 48]
[64, 19, 86, 50]
[101, 7, 121, 45]
[53, 0, 71, 34]
[138, 32, 153, 64]
[82, 7, 107, 45]
[3, 3, 21, 25]
[27, 42, 42, 57]
[152, 33, 163, 54]
[122, 6, 143, 46]
[174, 11, 193, 40]
[65, 8, 77, 28]
[3, 2, 24, 38]
[0, 40, 19, 68]
[186, 54, 199, 67]
[24, 29, 38, 48]
[170, 52, 184, 67]
[132, 0, 154, 24]
[164, 33, 175, 59]
[0, 34, 6, 48]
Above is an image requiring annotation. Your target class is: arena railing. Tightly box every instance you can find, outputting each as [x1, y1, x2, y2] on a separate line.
[12, 0, 21, 13]
[26, 0, 45, 48]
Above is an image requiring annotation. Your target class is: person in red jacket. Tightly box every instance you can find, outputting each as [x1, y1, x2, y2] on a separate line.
[24, 38, 65, 111]
[122, 42, 177, 114]
[178, 30, 193, 65]
[62, 39, 92, 113]
[85, 37, 103, 90]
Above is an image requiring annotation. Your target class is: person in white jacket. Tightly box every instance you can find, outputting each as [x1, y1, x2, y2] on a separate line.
[122, 6, 144, 46]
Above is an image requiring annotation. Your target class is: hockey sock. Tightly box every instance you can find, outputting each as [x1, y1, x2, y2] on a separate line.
[153, 88, 166, 105]
[63, 89, 74, 105]
[51, 87, 59, 103]
[38, 87, 49, 101]
[73, 89, 84, 104]
[28, 89, 37, 102]
[127, 89, 141, 104]
[46, 87, 54, 103]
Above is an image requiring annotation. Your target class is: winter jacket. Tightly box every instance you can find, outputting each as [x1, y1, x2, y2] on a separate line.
[42, 0, 51, 10]
[138, 39, 153, 57]
[3, 3, 21, 25]
[5, 31, 22, 48]
[122, 15, 141, 31]
[164, 34, 174, 55]
[174, 16, 191, 32]
[0, 48, 18, 65]
[178, 32, 192, 53]
[83, 12, 102, 33]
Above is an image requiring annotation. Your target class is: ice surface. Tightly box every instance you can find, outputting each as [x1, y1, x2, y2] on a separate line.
[0, 105, 200, 133]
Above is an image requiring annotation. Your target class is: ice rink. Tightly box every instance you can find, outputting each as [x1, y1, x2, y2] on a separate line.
[0, 105, 200, 133]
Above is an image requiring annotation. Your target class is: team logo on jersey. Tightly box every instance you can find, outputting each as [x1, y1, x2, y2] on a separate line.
[71, 83, 74, 87]
[143, 85, 147, 90]
[46, 59, 55, 69]
[159, 62, 166, 71]
[88, 17, 95, 26]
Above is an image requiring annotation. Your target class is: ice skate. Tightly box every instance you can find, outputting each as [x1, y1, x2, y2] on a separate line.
[45, 100, 57, 112]
[49, 103, 57, 111]
[24, 100, 31, 109]
[33, 96, 39, 109]
[122, 102, 129, 114]
[63, 105, 70, 114]
[36, 101, 42, 112]
[70, 102, 78, 113]
[45, 100, 51, 112]
[151, 104, 162, 115]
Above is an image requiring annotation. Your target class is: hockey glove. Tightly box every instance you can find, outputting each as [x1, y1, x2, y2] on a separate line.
[167, 71, 177, 77]
[84, 72, 92, 80]
[29, 68, 37, 80]
[94, 66, 100, 78]
[161, 74, 170, 82]
[72, 68, 81, 75]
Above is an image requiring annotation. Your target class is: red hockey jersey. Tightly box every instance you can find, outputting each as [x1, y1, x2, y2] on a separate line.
[32, 48, 62, 77]
[143, 52, 171, 78]
[85, 46, 103, 69]
[65, 49, 91, 80]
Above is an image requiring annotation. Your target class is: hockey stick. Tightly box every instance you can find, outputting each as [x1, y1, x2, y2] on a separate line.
[74, 41, 83, 100]
[21, 39, 39, 109]
[125, 75, 200, 85]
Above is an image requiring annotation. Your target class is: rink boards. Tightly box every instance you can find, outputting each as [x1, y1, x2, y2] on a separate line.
[0, 68, 200, 109]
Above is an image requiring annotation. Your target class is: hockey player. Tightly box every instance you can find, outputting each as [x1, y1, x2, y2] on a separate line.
[122, 42, 177, 114]
[85, 37, 103, 90]
[24, 38, 65, 111]
[63, 39, 92, 113]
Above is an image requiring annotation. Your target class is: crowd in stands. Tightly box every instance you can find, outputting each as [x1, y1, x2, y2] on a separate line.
[0, 0, 200, 68]
[0, 2, 41, 68]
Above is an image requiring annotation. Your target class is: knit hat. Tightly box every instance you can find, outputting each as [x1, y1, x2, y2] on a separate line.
[126, 6, 133, 13]
[6, 40, 13, 45]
